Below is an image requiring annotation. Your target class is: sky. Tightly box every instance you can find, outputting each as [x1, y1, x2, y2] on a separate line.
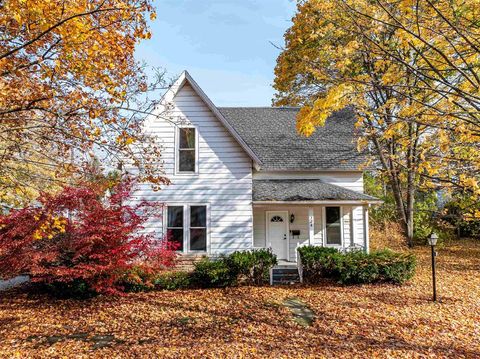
[135, 0, 297, 106]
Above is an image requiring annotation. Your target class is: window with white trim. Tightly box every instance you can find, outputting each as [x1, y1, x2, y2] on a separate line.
[166, 204, 207, 253]
[189, 206, 207, 251]
[325, 206, 342, 245]
[167, 206, 184, 251]
[176, 127, 196, 173]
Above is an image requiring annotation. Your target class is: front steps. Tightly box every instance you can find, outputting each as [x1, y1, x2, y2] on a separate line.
[271, 265, 300, 285]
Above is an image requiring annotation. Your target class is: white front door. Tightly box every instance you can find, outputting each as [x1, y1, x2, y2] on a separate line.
[266, 211, 288, 260]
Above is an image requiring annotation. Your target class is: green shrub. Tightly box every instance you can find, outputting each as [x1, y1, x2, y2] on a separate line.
[154, 271, 191, 290]
[298, 246, 342, 283]
[191, 249, 277, 288]
[191, 258, 236, 288]
[298, 245, 416, 285]
[371, 250, 416, 284]
[226, 248, 277, 285]
[338, 249, 416, 284]
[337, 251, 380, 284]
[117, 266, 156, 293]
[117, 268, 193, 292]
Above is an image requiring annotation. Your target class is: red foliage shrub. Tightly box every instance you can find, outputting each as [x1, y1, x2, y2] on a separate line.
[0, 179, 176, 295]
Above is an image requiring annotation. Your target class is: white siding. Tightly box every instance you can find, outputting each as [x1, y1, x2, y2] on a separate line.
[136, 83, 254, 255]
[253, 206, 322, 259]
[352, 206, 365, 247]
[253, 170, 364, 192]
[253, 204, 367, 260]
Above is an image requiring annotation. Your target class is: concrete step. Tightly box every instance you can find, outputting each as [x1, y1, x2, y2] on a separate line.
[273, 268, 299, 275]
[275, 265, 298, 269]
[271, 267, 300, 285]
[272, 278, 300, 285]
[272, 272, 299, 279]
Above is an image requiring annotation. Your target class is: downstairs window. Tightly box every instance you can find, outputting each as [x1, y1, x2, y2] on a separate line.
[325, 206, 342, 245]
[166, 204, 207, 252]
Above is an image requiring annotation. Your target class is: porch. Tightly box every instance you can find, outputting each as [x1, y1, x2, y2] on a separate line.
[251, 179, 381, 262]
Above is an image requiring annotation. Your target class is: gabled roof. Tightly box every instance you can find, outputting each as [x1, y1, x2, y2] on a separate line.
[253, 180, 380, 203]
[163, 71, 365, 171]
[162, 71, 262, 166]
[218, 107, 365, 171]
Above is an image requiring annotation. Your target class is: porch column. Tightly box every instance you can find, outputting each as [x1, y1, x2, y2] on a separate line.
[308, 207, 314, 245]
[363, 205, 370, 253]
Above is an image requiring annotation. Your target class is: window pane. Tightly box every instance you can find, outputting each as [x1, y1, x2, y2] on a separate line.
[179, 149, 195, 172]
[326, 207, 340, 224]
[190, 206, 206, 227]
[167, 206, 183, 227]
[167, 229, 183, 251]
[326, 207, 341, 245]
[326, 226, 341, 245]
[179, 128, 195, 149]
[190, 228, 206, 251]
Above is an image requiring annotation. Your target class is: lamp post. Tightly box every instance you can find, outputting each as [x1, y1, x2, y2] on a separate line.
[428, 233, 438, 302]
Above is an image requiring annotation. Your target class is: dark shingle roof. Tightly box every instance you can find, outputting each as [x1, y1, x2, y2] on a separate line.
[218, 106, 364, 171]
[253, 180, 379, 202]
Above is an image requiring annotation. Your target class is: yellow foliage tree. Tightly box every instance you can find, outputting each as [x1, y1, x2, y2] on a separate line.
[274, 0, 480, 244]
[0, 0, 167, 206]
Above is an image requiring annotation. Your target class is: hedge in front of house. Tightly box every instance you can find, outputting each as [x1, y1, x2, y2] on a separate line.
[190, 258, 235, 288]
[298, 246, 416, 285]
[370, 250, 417, 284]
[297, 246, 342, 283]
[119, 267, 192, 292]
[191, 248, 277, 288]
[154, 271, 192, 290]
[225, 248, 277, 285]
[118, 248, 278, 291]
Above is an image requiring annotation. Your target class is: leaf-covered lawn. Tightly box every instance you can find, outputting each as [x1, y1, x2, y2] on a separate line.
[1, 241, 479, 358]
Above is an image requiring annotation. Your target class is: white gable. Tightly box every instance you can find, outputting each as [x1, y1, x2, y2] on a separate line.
[137, 76, 254, 255]
[156, 71, 261, 166]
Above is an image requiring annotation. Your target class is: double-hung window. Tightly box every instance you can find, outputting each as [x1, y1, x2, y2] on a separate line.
[167, 206, 184, 251]
[189, 205, 207, 251]
[166, 204, 207, 252]
[176, 127, 197, 173]
[325, 206, 342, 246]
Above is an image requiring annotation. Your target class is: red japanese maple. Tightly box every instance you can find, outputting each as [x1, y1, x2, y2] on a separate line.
[0, 179, 176, 294]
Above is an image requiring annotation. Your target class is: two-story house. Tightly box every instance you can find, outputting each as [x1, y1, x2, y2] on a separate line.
[137, 71, 380, 262]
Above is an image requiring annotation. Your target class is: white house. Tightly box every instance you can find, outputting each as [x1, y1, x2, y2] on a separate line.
[136, 71, 380, 262]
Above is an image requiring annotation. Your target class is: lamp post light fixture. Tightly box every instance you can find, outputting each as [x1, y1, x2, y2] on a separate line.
[428, 233, 439, 302]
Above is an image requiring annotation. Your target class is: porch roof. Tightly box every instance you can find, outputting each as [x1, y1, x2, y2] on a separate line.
[252, 179, 380, 204]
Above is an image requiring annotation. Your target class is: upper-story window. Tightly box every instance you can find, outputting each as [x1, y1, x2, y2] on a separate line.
[176, 127, 197, 173]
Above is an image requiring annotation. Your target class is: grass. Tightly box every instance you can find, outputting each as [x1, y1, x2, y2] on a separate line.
[0, 240, 479, 358]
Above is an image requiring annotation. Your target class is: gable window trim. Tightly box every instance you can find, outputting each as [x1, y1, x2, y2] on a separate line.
[174, 125, 199, 176]
[164, 203, 210, 254]
[322, 206, 344, 248]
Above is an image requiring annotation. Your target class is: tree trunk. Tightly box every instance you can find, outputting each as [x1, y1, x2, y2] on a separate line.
[406, 189, 414, 247]
[405, 123, 416, 247]
[389, 173, 410, 244]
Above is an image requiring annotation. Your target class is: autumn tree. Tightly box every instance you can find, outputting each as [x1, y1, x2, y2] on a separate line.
[0, 0, 169, 207]
[274, 0, 480, 245]
[0, 178, 176, 295]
